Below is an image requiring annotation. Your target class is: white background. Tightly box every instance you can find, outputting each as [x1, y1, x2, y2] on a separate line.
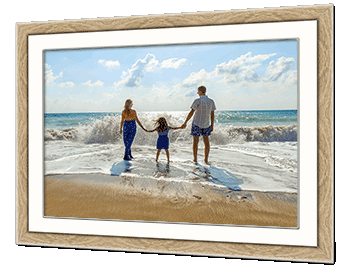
[28, 21, 317, 246]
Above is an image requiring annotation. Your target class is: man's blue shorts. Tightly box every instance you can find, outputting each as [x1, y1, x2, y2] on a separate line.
[191, 124, 211, 137]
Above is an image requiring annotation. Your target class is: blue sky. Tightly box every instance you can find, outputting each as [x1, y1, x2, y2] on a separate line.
[44, 40, 297, 113]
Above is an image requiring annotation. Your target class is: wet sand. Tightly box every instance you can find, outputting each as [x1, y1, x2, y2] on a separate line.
[44, 174, 297, 227]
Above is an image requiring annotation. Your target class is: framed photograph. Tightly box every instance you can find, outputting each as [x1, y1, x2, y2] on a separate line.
[16, 4, 334, 263]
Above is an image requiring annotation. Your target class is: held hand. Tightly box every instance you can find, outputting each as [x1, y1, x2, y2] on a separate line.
[181, 123, 187, 129]
[120, 129, 122, 135]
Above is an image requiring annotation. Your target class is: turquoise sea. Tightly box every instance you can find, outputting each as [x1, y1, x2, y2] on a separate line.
[45, 110, 297, 130]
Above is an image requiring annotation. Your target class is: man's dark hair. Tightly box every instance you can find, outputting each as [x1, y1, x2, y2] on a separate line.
[198, 85, 206, 93]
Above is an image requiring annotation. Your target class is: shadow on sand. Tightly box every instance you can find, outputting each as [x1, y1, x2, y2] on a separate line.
[110, 161, 133, 176]
[191, 163, 243, 191]
[155, 162, 170, 174]
[110, 161, 242, 191]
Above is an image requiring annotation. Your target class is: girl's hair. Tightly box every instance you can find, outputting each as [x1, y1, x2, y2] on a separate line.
[123, 99, 133, 115]
[154, 117, 169, 132]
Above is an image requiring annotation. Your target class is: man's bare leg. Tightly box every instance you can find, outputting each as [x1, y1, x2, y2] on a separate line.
[203, 136, 210, 163]
[193, 136, 199, 162]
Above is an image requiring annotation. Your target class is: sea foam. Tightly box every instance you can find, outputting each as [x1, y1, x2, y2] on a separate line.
[45, 115, 297, 145]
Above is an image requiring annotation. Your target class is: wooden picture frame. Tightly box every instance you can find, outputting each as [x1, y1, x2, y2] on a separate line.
[16, 4, 334, 263]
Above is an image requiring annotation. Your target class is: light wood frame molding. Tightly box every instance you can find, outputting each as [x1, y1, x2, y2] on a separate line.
[16, 4, 334, 263]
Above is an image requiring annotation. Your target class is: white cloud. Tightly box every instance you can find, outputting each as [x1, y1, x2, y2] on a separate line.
[113, 54, 190, 88]
[45, 63, 51, 69]
[167, 84, 183, 99]
[284, 70, 297, 85]
[82, 80, 104, 87]
[133, 87, 168, 109]
[215, 52, 297, 86]
[102, 92, 121, 101]
[184, 89, 197, 97]
[114, 53, 158, 87]
[98, 59, 120, 69]
[215, 52, 276, 84]
[129, 85, 198, 111]
[265, 57, 295, 82]
[222, 88, 236, 94]
[182, 69, 211, 87]
[161, 58, 186, 69]
[145, 57, 159, 72]
[58, 82, 75, 88]
[45, 69, 63, 84]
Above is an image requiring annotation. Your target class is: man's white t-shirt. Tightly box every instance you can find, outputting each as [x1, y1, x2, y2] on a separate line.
[190, 95, 216, 128]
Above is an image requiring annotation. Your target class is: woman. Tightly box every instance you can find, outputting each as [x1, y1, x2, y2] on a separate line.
[119, 99, 146, 160]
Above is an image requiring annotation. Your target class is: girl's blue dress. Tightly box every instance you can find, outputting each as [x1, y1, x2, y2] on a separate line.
[157, 126, 171, 149]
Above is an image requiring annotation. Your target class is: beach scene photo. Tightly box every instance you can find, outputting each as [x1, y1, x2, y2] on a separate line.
[44, 40, 298, 227]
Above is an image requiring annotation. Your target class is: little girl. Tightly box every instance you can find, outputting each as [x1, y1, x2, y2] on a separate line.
[146, 117, 183, 162]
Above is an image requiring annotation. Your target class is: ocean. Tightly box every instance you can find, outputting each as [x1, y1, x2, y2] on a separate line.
[44, 110, 298, 193]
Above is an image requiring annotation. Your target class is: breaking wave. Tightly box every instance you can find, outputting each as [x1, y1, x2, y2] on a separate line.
[45, 115, 297, 144]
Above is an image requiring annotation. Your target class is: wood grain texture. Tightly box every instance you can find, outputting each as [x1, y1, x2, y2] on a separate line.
[16, 24, 29, 243]
[16, 4, 334, 263]
[317, 6, 334, 263]
[17, 5, 330, 34]
[19, 232, 332, 262]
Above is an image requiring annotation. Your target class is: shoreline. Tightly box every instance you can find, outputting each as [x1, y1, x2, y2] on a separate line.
[44, 173, 297, 227]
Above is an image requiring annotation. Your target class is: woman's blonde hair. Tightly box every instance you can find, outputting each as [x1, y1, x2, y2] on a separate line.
[123, 99, 133, 115]
[153, 117, 169, 133]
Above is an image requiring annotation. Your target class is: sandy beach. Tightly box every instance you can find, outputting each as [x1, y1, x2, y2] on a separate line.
[44, 173, 297, 227]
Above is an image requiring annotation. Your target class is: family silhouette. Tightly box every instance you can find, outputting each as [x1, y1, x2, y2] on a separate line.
[119, 85, 216, 163]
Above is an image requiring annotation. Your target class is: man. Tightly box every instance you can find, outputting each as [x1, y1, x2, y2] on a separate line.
[182, 85, 216, 163]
